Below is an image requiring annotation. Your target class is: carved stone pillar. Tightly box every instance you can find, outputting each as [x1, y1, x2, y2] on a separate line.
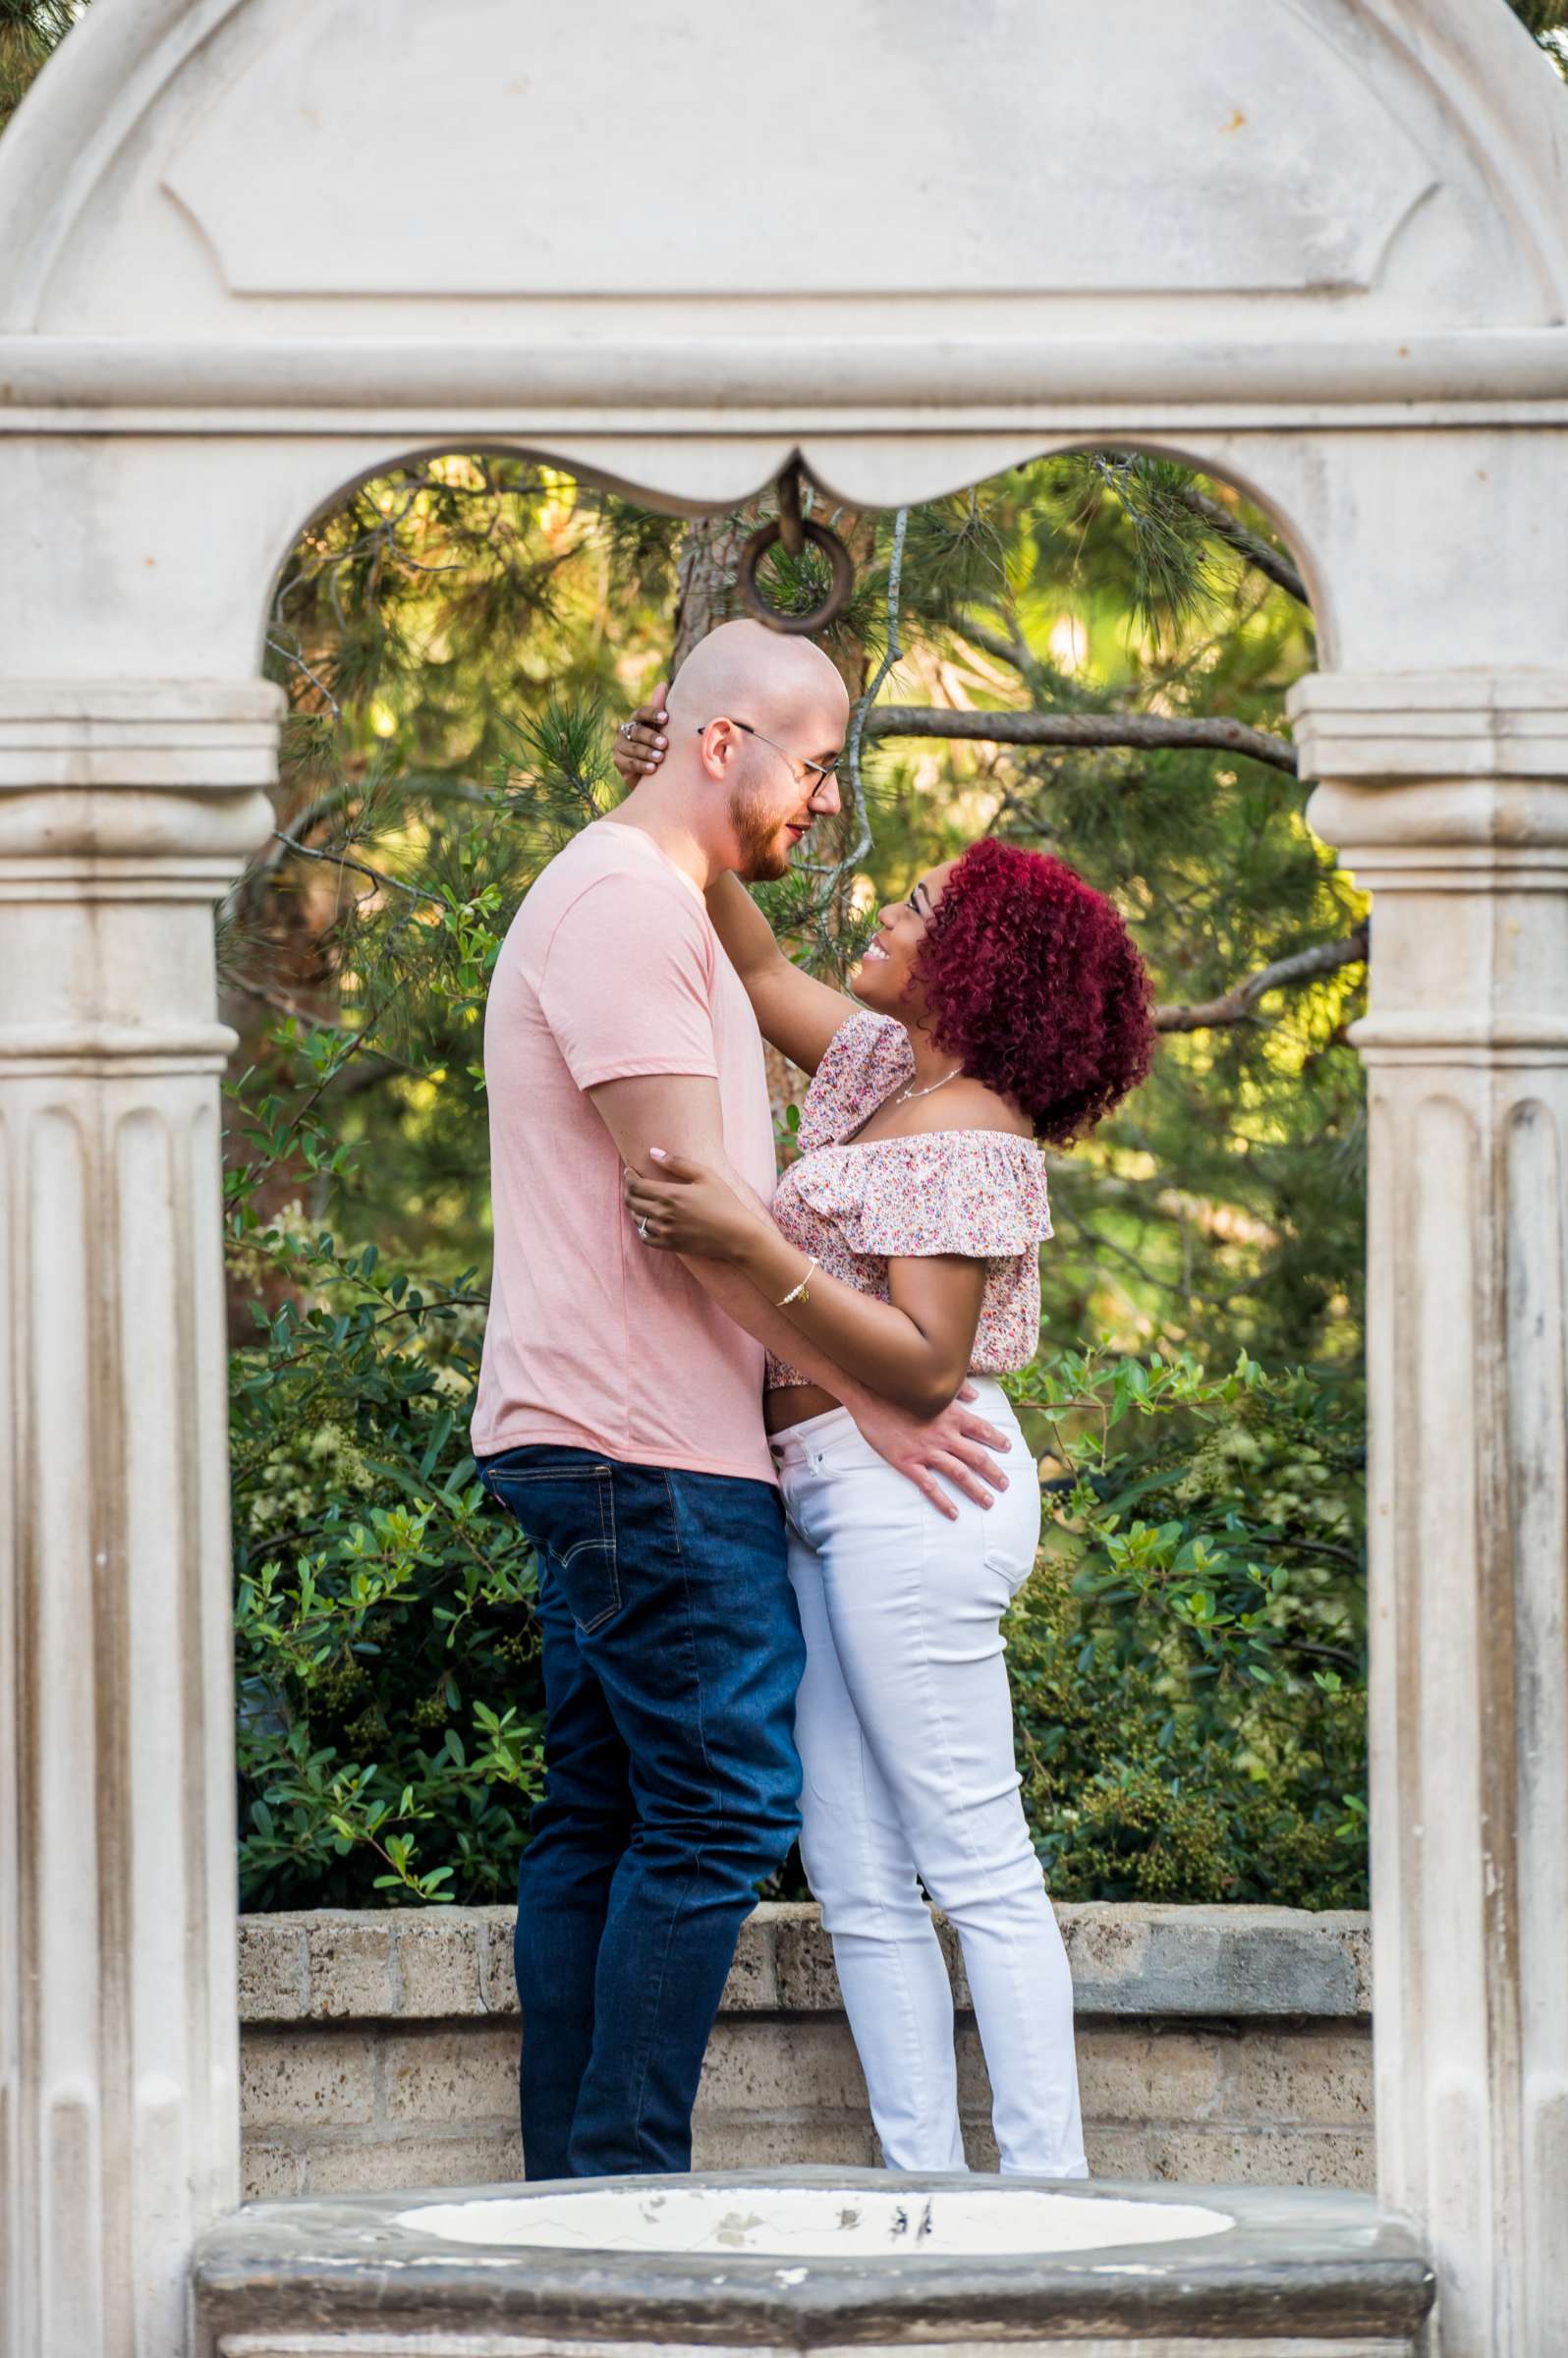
[1291, 671, 1568, 2358]
[0, 683, 280, 2355]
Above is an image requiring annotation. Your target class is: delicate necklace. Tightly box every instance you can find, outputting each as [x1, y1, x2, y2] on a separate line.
[893, 1064, 964, 1108]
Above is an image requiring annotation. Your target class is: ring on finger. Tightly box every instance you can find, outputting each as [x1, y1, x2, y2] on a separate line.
[637, 1216, 650, 1240]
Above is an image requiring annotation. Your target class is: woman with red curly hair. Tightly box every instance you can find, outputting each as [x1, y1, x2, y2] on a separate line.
[616, 716, 1152, 2181]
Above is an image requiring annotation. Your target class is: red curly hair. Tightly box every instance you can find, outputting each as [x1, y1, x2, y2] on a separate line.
[913, 839, 1155, 1147]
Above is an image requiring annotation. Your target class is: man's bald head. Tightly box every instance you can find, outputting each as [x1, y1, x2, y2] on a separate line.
[624, 620, 849, 884]
[666, 619, 848, 744]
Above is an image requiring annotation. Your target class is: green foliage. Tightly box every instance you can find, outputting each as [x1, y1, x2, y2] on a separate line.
[224, 447, 1373, 1911]
[842, 462, 1366, 1371]
[228, 1052, 1368, 1912]
[1002, 1348, 1367, 1906]
[228, 1028, 545, 1908]
[225, 460, 677, 1289]
[1511, 0, 1568, 43]
[240, 449, 1364, 1371]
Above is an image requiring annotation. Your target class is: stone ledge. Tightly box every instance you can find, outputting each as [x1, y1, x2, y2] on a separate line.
[239, 1901, 1371, 2027]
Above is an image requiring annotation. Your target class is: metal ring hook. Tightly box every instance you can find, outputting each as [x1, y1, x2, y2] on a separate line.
[737, 462, 856, 637]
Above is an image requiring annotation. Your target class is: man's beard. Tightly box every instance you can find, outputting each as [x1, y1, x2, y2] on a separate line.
[730, 783, 793, 883]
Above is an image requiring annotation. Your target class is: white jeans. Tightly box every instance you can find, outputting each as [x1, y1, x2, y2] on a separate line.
[771, 1380, 1087, 2178]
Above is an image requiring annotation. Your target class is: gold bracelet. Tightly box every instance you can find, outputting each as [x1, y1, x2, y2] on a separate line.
[776, 1256, 817, 1308]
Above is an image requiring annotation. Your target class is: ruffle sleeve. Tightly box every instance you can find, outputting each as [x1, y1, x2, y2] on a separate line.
[799, 1012, 914, 1150]
[788, 1131, 1052, 1259]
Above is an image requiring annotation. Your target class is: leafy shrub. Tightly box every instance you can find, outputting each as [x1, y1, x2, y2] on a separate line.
[1003, 1347, 1367, 1906]
[230, 1184, 1367, 1908]
[232, 1289, 545, 1907]
[229, 1030, 546, 1910]
[228, 1006, 1366, 1912]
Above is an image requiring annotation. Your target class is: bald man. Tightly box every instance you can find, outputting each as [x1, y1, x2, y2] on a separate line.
[473, 621, 1008, 2177]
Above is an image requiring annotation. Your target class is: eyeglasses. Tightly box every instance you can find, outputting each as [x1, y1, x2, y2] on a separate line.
[697, 718, 840, 797]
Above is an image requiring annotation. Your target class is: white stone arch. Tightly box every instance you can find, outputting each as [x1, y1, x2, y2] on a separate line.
[1, 4, 1566, 2355]
[252, 428, 1335, 665]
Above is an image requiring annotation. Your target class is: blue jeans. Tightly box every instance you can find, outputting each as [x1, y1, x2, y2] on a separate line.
[479, 1444, 805, 2178]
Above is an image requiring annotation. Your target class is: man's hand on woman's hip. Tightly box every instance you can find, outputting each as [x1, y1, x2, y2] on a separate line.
[845, 1382, 1013, 1520]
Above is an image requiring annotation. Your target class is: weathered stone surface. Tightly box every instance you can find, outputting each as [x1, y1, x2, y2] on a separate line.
[392, 1912, 487, 2019]
[303, 1916, 399, 2021]
[1079, 2125, 1155, 2180]
[1147, 2127, 1374, 2193]
[237, 1919, 309, 2025]
[1215, 2029, 1374, 2127]
[1058, 1903, 1151, 1998]
[696, 2019, 872, 2113]
[768, 1901, 843, 2012]
[691, 2115, 881, 2170]
[302, 2130, 524, 2197]
[193, 2169, 1436, 2351]
[721, 1907, 782, 2011]
[382, 2025, 523, 2124]
[1062, 1904, 1370, 2020]
[241, 2031, 377, 2131]
[238, 1904, 1378, 2202]
[237, 2143, 307, 2203]
[478, 1910, 521, 2016]
[1058, 2028, 1226, 2126]
[245, 1900, 1374, 2028]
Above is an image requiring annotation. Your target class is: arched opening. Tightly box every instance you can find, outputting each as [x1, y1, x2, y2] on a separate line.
[226, 445, 1368, 2008]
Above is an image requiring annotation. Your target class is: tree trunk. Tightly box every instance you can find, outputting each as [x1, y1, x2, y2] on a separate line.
[670, 513, 755, 671]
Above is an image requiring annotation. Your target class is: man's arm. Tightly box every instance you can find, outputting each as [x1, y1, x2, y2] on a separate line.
[588, 1072, 1012, 1517]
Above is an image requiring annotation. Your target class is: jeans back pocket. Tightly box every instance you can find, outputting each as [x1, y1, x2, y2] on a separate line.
[484, 1454, 620, 1635]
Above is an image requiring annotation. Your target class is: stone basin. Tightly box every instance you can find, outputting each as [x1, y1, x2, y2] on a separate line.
[398, 2179, 1236, 2259]
[194, 2166, 1436, 2355]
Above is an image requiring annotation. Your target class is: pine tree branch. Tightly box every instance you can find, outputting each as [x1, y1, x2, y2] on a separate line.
[1171, 486, 1310, 608]
[1047, 1201, 1246, 1316]
[864, 705, 1298, 775]
[225, 975, 424, 1095]
[952, 612, 1028, 673]
[226, 787, 356, 921]
[951, 609, 1053, 689]
[228, 774, 499, 927]
[1154, 925, 1368, 1034]
[265, 637, 343, 719]
[270, 831, 445, 907]
[225, 975, 337, 1031]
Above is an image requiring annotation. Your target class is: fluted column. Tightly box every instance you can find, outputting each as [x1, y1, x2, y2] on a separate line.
[1292, 671, 1568, 2358]
[0, 683, 279, 2357]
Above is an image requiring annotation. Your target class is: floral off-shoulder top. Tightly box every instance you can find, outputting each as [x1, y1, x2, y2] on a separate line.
[765, 1011, 1051, 1391]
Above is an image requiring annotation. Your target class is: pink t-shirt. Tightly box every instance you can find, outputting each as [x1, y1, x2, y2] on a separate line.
[471, 820, 777, 1485]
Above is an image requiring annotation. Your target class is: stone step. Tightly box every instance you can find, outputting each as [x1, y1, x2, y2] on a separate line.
[194, 2167, 1434, 2357]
